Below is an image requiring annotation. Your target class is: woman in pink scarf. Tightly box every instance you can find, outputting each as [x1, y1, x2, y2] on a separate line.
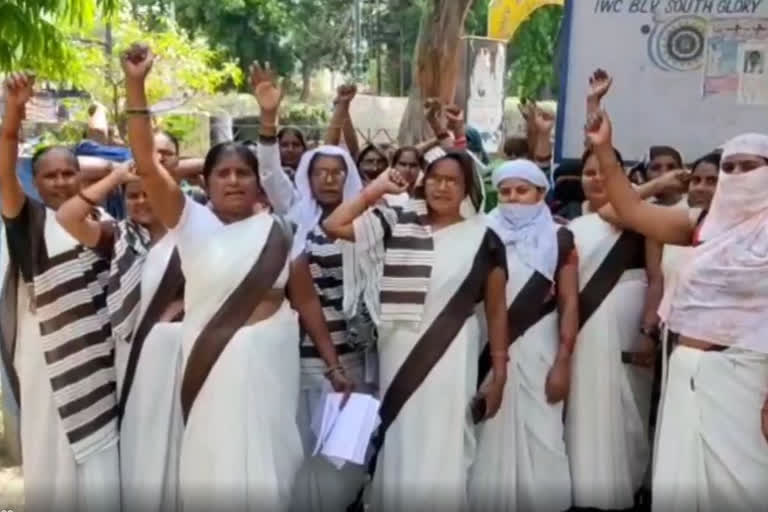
[585, 105, 768, 511]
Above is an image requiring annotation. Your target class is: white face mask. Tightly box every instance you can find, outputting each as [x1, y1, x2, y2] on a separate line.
[497, 202, 545, 229]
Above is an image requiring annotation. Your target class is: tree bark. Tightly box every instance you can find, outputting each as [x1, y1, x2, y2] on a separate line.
[299, 61, 312, 102]
[397, 0, 474, 145]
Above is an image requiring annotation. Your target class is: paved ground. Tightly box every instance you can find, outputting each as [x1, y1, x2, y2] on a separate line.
[0, 406, 23, 511]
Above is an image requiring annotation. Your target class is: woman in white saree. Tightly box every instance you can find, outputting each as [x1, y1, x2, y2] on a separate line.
[55, 148, 185, 512]
[324, 150, 509, 512]
[122, 44, 353, 512]
[0, 73, 120, 512]
[586, 110, 768, 510]
[469, 159, 579, 512]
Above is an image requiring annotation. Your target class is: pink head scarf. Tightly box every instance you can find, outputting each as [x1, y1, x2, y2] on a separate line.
[665, 133, 768, 353]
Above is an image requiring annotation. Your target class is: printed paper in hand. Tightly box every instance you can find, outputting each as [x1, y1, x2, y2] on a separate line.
[312, 393, 380, 469]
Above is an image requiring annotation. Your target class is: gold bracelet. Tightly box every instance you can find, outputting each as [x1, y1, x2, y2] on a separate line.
[324, 365, 346, 378]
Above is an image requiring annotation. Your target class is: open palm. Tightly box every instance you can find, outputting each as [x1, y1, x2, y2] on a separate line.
[250, 62, 283, 113]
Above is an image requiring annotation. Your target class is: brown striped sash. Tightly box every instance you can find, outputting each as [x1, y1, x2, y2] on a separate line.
[180, 220, 291, 423]
[118, 249, 185, 424]
[578, 230, 645, 329]
[348, 229, 498, 512]
[0, 266, 20, 405]
[477, 228, 575, 387]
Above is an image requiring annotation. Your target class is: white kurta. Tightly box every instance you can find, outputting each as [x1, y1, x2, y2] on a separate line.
[566, 213, 652, 510]
[653, 347, 768, 512]
[174, 199, 303, 512]
[369, 218, 487, 512]
[469, 251, 571, 512]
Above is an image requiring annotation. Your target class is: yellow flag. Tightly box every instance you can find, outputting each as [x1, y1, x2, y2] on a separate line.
[488, 0, 565, 41]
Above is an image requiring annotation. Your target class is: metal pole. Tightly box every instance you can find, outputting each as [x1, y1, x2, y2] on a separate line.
[375, 0, 382, 94]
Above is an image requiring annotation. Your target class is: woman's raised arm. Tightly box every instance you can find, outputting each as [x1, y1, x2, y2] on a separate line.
[0, 74, 34, 218]
[121, 43, 185, 229]
[586, 111, 694, 246]
[56, 163, 136, 248]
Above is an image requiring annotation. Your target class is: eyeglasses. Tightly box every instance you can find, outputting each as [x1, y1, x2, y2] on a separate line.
[312, 169, 347, 182]
[425, 175, 460, 188]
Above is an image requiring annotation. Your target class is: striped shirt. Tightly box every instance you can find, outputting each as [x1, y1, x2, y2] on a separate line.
[4, 198, 118, 462]
[304, 225, 348, 353]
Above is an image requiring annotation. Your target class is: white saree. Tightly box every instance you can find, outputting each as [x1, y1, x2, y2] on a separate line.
[469, 250, 571, 512]
[1, 206, 119, 512]
[566, 213, 652, 511]
[368, 216, 489, 512]
[652, 346, 768, 511]
[174, 198, 303, 512]
[119, 233, 184, 512]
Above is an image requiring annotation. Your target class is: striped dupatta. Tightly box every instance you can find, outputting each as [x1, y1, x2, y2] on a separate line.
[31, 205, 118, 463]
[104, 219, 151, 346]
[349, 197, 434, 325]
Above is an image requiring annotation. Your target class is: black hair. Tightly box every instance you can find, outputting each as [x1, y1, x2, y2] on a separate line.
[357, 144, 389, 167]
[422, 151, 481, 208]
[392, 146, 425, 169]
[31, 146, 80, 176]
[155, 130, 180, 155]
[503, 136, 529, 159]
[581, 146, 624, 168]
[278, 127, 307, 151]
[649, 145, 683, 168]
[691, 151, 721, 174]
[202, 141, 260, 184]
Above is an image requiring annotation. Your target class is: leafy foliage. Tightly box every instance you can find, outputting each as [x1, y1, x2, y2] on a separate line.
[174, 0, 294, 77]
[62, 12, 242, 122]
[0, 0, 117, 74]
[507, 5, 563, 100]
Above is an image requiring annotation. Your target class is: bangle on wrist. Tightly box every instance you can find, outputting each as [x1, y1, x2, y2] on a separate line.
[324, 365, 345, 378]
[124, 107, 151, 117]
[78, 191, 98, 207]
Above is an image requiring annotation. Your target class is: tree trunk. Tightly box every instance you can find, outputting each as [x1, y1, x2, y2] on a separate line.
[397, 0, 474, 145]
[299, 62, 312, 102]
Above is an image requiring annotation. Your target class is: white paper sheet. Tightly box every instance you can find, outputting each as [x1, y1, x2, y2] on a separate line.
[311, 392, 381, 469]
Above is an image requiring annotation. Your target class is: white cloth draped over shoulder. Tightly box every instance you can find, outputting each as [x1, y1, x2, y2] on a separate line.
[654, 133, 768, 512]
[288, 146, 369, 512]
[665, 133, 768, 354]
[351, 201, 498, 511]
[118, 232, 184, 512]
[0, 200, 119, 512]
[469, 246, 571, 512]
[566, 213, 651, 511]
[173, 198, 304, 512]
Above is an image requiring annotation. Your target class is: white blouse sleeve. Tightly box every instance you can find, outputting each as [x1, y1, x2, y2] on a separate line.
[258, 139, 297, 216]
[171, 196, 222, 263]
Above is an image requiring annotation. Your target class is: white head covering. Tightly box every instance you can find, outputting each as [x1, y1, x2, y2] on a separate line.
[665, 133, 768, 353]
[290, 145, 363, 238]
[486, 159, 559, 281]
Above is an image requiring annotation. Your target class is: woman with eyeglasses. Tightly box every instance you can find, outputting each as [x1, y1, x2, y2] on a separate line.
[586, 105, 768, 510]
[288, 145, 367, 512]
[324, 150, 509, 512]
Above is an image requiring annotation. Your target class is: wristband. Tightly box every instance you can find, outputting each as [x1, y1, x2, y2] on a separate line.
[124, 108, 151, 117]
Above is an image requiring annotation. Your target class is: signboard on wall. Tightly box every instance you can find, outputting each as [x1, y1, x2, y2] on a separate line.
[462, 37, 507, 155]
[556, 0, 768, 162]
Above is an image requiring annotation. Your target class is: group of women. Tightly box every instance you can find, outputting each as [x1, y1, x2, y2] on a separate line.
[0, 41, 766, 512]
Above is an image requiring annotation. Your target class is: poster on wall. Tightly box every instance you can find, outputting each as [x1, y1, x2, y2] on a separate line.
[556, 0, 768, 162]
[463, 37, 507, 155]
